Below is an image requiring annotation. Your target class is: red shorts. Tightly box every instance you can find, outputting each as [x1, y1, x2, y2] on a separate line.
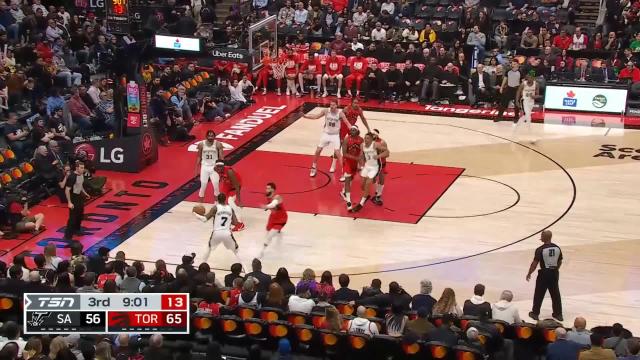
[343, 159, 358, 177]
[285, 68, 298, 77]
[266, 222, 286, 231]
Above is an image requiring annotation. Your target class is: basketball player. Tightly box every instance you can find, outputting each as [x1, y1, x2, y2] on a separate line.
[299, 56, 322, 96]
[338, 99, 370, 181]
[282, 48, 301, 97]
[345, 50, 369, 98]
[197, 130, 224, 203]
[514, 74, 539, 144]
[193, 193, 241, 263]
[351, 133, 389, 212]
[322, 50, 344, 98]
[371, 129, 390, 205]
[259, 182, 288, 258]
[215, 161, 245, 232]
[303, 101, 351, 177]
[341, 126, 363, 210]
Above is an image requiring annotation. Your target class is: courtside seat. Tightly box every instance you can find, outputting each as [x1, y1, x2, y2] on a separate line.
[459, 315, 480, 331]
[286, 311, 309, 326]
[310, 311, 326, 328]
[319, 329, 347, 358]
[236, 304, 258, 319]
[454, 344, 484, 360]
[333, 301, 355, 316]
[294, 324, 318, 353]
[219, 315, 246, 343]
[259, 307, 285, 322]
[244, 318, 269, 343]
[371, 334, 403, 359]
[347, 333, 372, 357]
[425, 340, 452, 359]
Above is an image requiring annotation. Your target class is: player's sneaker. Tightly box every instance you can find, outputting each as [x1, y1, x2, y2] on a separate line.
[329, 161, 336, 173]
[346, 202, 352, 211]
[286, 88, 291, 96]
[350, 203, 363, 212]
[336, 92, 341, 99]
[372, 196, 383, 206]
[322, 91, 328, 97]
[310, 166, 317, 177]
[232, 223, 246, 232]
[339, 175, 346, 182]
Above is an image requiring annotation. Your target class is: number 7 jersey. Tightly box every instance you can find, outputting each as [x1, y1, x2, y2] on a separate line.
[214, 204, 233, 232]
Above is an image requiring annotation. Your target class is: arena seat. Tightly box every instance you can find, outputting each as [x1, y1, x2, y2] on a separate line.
[236, 304, 258, 319]
[371, 334, 403, 359]
[267, 320, 291, 342]
[453, 345, 484, 360]
[347, 333, 372, 357]
[425, 340, 452, 359]
[243, 318, 269, 343]
[310, 311, 326, 328]
[219, 315, 246, 342]
[286, 311, 309, 326]
[333, 301, 355, 316]
[259, 307, 285, 321]
[294, 324, 317, 352]
[319, 329, 347, 357]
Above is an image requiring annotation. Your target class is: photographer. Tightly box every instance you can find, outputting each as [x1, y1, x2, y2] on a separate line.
[33, 145, 66, 202]
[8, 195, 45, 235]
[199, 96, 229, 122]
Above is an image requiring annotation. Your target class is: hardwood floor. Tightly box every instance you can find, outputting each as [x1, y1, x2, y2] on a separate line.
[113, 110, 640, 333]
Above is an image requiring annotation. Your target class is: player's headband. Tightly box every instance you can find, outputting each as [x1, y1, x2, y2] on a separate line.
[215, 161, 225, 166]
[373, 129, 380, 135]
[350, 125, 359, 130]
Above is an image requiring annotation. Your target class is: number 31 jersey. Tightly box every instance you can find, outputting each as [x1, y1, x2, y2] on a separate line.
[214, 204, 233, 232]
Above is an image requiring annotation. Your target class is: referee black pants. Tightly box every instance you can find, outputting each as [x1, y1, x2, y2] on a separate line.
[532, 269, 562, 316]
[64, 193, 85, 239]
[496, 86, 520, 120]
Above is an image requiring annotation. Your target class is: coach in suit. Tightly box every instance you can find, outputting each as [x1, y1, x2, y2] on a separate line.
[469, 64, 493, 107]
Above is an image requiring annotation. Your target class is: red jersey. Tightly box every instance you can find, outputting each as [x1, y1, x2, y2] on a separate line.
[340, 106, 363, 139]
[283, 54, 299, 75]
[345, 135, 364, 157]
[326, 56, 343, 76]
[267, 196, 288, 231]
[349, 56, 368, 75]
[197, 301, 221, 316]
[302, 58, 320, 74]
[219, 166, 242, 196]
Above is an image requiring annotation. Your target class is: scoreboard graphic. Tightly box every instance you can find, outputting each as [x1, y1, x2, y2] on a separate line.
[24, 293, 189, 334]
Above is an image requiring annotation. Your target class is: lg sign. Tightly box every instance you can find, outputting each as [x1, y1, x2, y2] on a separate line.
[101, 148, 125, 164]
[74, 143, 125, 164]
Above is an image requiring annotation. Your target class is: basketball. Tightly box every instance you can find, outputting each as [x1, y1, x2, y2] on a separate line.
[193, 205, 206, 215]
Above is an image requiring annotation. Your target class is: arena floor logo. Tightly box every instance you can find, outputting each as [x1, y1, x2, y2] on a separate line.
[593, 144, 640, 160]
[187, 105, 288, 153]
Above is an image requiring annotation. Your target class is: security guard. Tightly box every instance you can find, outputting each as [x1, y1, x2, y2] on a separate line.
[526, 230, 563, 321]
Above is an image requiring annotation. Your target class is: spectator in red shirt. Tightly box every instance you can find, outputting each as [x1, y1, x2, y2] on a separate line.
[317, 270, 336, 300]
[197, 286, 222, 315]
[329, 0, 347, 13]
[96, 263, 122, 289]
[330, 33, 348, 54]
[227, 277, 243, 306]
[618, 62, 640, 83]
[552, 29, 572, 50]
[68, 86, 95, 135]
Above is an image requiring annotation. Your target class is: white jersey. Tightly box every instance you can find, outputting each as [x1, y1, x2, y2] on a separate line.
[363, 142, 379, 168]
[201, 141, 220, 167]
[213, 204, 233, 232]
[522, 81, 536, 101]
[324, 109, 341, 135]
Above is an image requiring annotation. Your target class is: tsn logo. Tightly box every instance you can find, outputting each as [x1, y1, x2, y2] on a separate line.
[37, 297, 75, 308]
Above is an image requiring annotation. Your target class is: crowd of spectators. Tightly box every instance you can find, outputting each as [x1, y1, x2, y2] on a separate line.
[1, 248, 639, 359]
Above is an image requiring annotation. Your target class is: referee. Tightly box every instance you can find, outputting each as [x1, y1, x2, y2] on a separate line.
[526, 230, 563, 321]
[495, 61, 522, 122]
[63, 161, 90, 240]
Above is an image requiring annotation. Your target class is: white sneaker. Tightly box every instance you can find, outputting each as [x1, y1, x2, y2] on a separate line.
[286, 88, 290, 96]
[322, 91, 328, 98]
[339, 175, 345, 182]
[336, 92, 341, 99]
[310, 166, 317, 177]
[277, 89, 281, 96]
[329, 161, 336, 173]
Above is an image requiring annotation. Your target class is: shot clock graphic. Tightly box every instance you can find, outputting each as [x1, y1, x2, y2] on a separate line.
[24, 293, 189, 334]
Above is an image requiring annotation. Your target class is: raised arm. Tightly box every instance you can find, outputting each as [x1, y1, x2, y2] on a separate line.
[302, 109, 326, 119]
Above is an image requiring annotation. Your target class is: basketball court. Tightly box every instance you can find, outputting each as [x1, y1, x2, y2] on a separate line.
[3, 96, 640, 332]
[108, 101, 640, 332]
